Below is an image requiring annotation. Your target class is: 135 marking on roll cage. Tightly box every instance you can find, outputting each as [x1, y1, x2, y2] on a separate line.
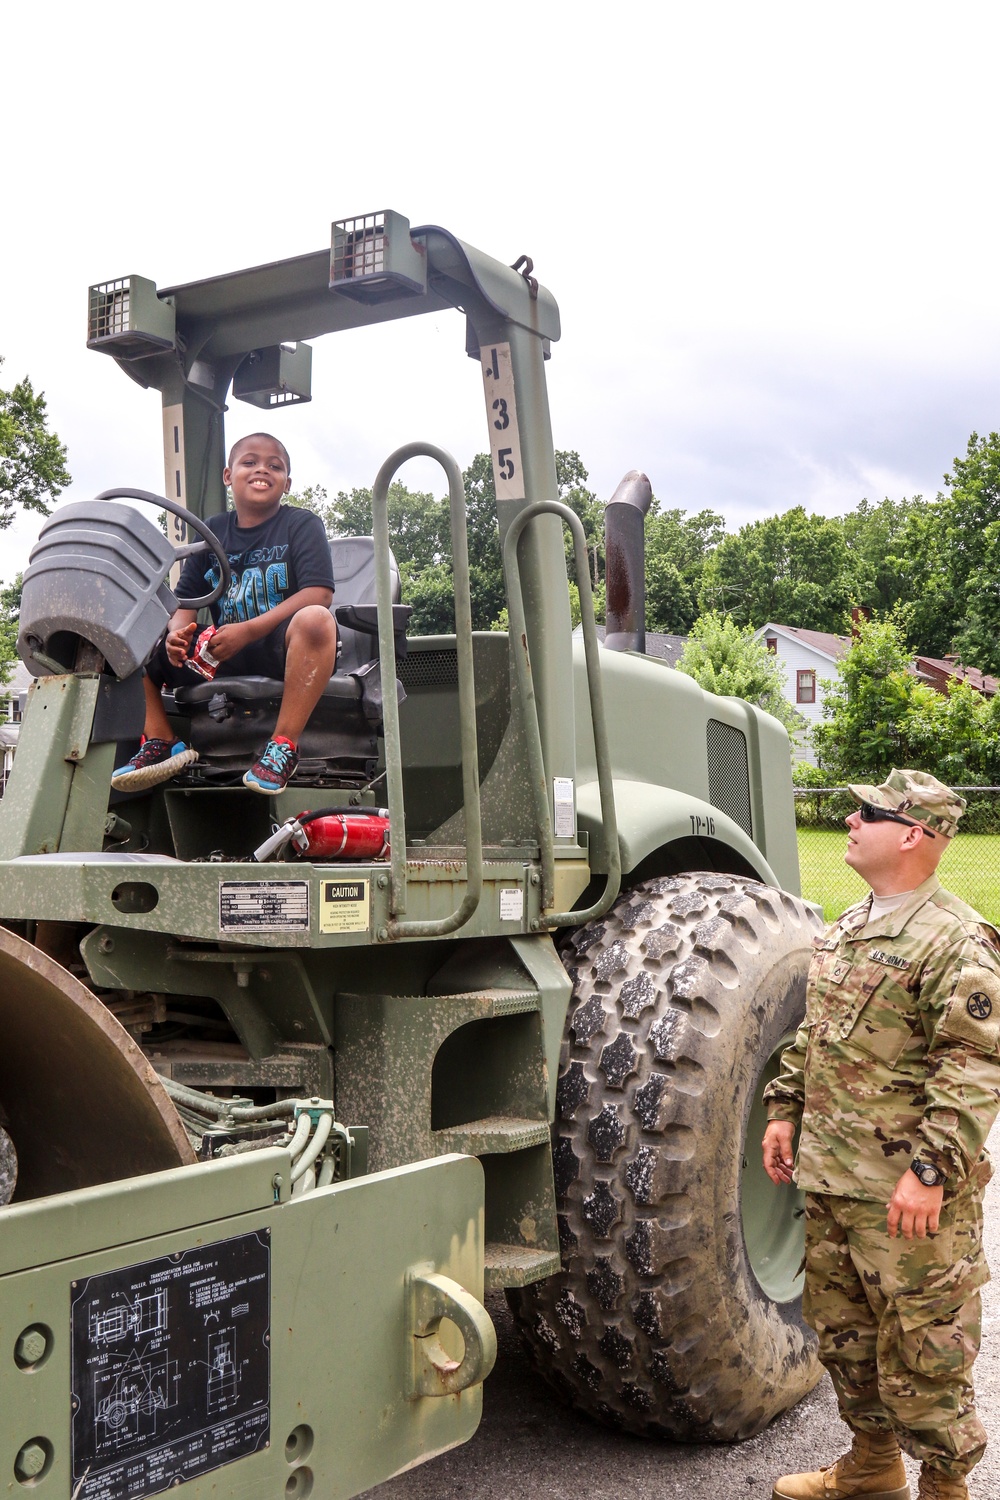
[481, 343, 525, 502]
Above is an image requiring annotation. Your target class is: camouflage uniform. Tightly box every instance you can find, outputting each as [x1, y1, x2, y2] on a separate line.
[765, 856, 1000, 1480]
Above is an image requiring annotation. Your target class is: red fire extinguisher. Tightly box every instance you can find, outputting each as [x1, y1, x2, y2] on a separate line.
[251, 808, 390, 863]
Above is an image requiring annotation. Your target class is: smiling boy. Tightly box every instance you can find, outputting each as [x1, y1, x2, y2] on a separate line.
[112, 432, 337, 794]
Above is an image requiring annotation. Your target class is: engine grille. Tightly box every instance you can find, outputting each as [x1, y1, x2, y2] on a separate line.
[706, 719, 752, 837]
[397, 649, 459, 691]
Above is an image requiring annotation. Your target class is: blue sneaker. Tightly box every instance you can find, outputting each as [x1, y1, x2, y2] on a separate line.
[111, 737, 199, 791]
[243, 737, 299, 794]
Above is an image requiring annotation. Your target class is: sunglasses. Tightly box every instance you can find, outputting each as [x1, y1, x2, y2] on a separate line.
[859, 802, 935, 838]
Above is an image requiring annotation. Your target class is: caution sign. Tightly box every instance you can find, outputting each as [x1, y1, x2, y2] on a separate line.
[319, 879, 370, 934]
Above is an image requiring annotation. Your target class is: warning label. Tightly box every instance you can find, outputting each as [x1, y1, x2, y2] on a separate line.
[319, 879, 370, 934]
[219, 881, 310, 932]
[553, 777, 575, 838]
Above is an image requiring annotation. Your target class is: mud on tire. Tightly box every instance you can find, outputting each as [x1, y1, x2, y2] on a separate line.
[508, 872, 824, 1440]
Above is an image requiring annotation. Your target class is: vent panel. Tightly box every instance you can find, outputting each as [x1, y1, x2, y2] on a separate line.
[397, 650, 459, 691]
[706, 719, 752, 837]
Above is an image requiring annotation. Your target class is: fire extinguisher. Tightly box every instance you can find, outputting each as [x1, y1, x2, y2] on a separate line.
[251, 808, 390, 863]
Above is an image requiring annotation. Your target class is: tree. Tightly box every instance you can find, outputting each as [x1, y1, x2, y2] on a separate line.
[841, 494, 935, 620]
[698, 507, 857, 632]
[935, 432, 1000, 672]
[644, 505, 725, 633]
[675, 611, 801, 731]
[0, 575, 21, 690]
[0, 358, 70, 529]
[811, 612, 935, 781]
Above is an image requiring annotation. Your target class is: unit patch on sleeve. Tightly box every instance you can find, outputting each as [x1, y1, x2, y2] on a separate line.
[940, 965, 1000, 1051]
[868, 949, 911, 970]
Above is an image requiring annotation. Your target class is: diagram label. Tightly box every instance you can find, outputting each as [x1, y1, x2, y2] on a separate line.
[70, 1231, 270, 1500]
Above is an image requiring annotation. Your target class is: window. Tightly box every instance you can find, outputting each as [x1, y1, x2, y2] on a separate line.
[765, 636, 778, 654]
[796, 669, 816, 704]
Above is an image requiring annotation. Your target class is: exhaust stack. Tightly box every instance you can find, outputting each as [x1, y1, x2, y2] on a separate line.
[604, 470, 653, 653]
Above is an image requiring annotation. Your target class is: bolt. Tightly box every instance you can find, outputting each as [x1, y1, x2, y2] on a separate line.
[376, 874, 388, 889]
[529, 871, 541, 886]
[377, 926, 389, 941]
[14, 1330, 46, 1367]
[530, 919, 540, 931]
[14, 1442, 46, 1481]
[98, 935, 114, 954]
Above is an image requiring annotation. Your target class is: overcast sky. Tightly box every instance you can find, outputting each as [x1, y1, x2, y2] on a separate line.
[3, 2, 1000, 583]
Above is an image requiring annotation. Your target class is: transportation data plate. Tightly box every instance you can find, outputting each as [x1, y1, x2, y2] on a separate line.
[219, 880, 310, 932]
[70, 1231, 270, 1500]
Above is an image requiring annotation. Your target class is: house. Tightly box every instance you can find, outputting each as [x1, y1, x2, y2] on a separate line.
[0, 660, 32, 791]
[574, 625, 689, 666]
[911, 655, 998, 697]
[754, 624, 1000, 763]
[753, 624, 851, 762]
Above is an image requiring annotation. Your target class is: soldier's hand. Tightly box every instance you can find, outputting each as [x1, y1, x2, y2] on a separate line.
[887, 1169, 944, 1239]
[762, 1121, 796, 1185]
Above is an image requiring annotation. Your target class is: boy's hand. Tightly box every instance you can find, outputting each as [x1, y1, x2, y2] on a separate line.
[165, 621, 199, 667]
[762, 1120, 796, 1185]
[208, 621, 255, 662]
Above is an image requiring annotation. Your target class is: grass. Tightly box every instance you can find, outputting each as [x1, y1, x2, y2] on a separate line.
[796, 828, 1000, 924]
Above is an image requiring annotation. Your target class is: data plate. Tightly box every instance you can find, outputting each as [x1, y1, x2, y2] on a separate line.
[219, 880, 310, 932]
[70, 1231, 270, 1500]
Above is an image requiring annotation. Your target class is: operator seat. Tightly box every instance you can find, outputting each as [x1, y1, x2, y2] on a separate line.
[172, 536, 411, 788]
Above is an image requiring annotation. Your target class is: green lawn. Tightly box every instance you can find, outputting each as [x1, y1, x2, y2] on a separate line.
[797, 828, 1000, 924]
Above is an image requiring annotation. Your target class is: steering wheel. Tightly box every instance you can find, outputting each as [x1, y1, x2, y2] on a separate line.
[94, 487, 232, 609]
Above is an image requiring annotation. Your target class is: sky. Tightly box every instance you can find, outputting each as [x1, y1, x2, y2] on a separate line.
[3, 2, 1000, 583]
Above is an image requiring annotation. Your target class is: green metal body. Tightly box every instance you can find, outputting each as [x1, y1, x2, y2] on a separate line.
[0, 1151, 490, 1500]
[0, 212, 803, 1497]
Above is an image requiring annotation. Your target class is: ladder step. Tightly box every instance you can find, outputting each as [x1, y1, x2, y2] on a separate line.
[435, 1115, 550, 1155]
[484, 1243, 561, 1291]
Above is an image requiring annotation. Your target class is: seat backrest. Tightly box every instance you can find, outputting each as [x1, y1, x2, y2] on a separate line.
[330, 536, 401, 608]
[330, 536, 401, 675]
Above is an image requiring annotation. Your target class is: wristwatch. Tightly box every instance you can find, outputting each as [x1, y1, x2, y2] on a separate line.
[909, 1158, 947, 1188]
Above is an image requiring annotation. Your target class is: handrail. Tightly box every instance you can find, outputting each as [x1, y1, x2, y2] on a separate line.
[502, 500, 621, 928]
[372, 443, 483, 938]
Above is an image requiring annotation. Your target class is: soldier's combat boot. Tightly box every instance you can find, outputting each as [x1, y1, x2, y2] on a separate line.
[772, 1428, 910, 1500]
[915, 1468, 968, 1500]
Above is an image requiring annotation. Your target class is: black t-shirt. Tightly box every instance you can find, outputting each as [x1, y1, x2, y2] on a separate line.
[176, 505, 335, 625]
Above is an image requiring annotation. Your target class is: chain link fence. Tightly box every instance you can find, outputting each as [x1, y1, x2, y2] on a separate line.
[795, 787, 1000, 923]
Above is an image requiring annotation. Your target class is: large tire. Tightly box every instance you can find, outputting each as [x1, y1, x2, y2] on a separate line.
[509, 872, 824, 1440]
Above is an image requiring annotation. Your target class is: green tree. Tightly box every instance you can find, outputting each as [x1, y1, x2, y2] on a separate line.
[644, 505, 725, 633]
[811, 612, 933, 781]
[0, 358, 71, 529]
[699, 506, 857, 632]
[841, 494, 935, 621]
[675, 611, 801, 731]
[0, 574, 21, 689]
[935, 432, 1000, 672]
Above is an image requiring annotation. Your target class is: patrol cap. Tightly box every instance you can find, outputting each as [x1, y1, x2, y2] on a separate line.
[847, 767, 966, 838]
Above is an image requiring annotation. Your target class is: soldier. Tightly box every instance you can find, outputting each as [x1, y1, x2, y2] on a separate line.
[762, 769, 1000, 1500]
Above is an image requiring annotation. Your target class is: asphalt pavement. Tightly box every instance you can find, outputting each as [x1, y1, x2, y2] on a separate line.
[364, 1119, 1000, 1500]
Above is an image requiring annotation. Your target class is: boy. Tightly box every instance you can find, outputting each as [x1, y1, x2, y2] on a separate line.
[112, 433, 337, 795]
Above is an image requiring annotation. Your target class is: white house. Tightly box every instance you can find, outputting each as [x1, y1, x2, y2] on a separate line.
[753, 623, 851, 763]
[0, 660, 32, 791]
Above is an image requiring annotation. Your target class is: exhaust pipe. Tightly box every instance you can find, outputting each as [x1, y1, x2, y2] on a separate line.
[604, 470, 653, 653]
